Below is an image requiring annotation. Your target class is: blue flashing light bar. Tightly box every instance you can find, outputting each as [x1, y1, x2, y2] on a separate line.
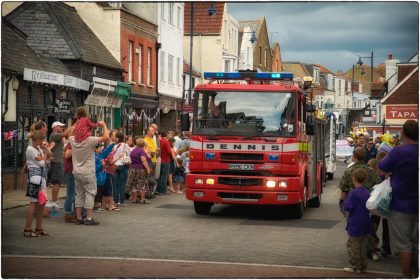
[204, 72, 294, 80]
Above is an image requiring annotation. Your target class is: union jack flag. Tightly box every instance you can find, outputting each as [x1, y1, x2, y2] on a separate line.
[3, 129, 19, 141]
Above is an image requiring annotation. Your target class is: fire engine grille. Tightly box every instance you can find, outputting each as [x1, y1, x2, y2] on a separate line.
[219, 177, 263, 186]
[218, 192, 262, 200]
[214, 170, 270, 177]
[220, 153, 263, 162]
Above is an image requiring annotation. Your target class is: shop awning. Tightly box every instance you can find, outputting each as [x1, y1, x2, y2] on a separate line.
[125, 96, 158, 110]
[85, 77, 131, 108]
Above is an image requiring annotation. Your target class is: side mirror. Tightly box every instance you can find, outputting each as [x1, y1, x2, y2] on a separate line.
[305, 104, 316, 113]
[306, 115, 315, 135]
[181, 113, 190, 132]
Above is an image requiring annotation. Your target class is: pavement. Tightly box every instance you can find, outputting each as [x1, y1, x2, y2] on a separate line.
[2, 186, 68, 210]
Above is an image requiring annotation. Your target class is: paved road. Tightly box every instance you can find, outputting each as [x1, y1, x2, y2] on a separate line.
[2, 161, 402, 278]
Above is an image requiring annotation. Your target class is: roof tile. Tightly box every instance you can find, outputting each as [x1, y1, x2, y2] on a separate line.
[184, 2, 225, 35]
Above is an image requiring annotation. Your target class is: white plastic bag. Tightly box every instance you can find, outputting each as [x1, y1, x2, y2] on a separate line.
[366, 178, 392, 217]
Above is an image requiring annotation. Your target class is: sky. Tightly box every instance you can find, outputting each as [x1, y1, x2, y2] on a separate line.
[228, 1, 419, 73]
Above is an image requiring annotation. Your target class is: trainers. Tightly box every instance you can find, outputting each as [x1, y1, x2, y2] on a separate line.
[380, 250, 391, 257]
[74, 218, 83, 225]
[140, 200, 150, 204]
[372, 252, 380, 261]
[46, 201, 59, 209]
[343, 267, 361, 273]
[84, 218, 100, 225]
[96, 208, 106, 212]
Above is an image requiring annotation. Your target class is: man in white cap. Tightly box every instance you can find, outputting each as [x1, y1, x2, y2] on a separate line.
[48, 121, 66, 207]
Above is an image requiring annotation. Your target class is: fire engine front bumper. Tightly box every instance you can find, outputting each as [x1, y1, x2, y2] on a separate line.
[185, 174, 302, 205]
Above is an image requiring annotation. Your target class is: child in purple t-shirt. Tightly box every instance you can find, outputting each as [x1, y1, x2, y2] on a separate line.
[343, 168, 373, 274]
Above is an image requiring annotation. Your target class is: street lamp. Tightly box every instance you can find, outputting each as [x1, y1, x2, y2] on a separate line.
[188, 3, 216, 105]
[242, 30, 258, 44]
[356, 50, 374, 84]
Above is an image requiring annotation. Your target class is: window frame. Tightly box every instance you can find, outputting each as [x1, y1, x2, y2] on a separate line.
[168, 54, 174, 84]
[147, 47, 152, 86]
[128, 41, 133, 82]
[138, 45, 143, 84]
[160, 51, 165, 81]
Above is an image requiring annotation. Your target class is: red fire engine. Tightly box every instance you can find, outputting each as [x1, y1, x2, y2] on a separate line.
[181, 71, 326, 218]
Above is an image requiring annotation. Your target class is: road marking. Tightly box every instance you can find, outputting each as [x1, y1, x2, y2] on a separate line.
[3, 254, 400, 276]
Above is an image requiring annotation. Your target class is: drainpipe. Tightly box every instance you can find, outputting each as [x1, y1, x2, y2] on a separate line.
[156, 42, 161, 126]
[2, 76, 13, 122]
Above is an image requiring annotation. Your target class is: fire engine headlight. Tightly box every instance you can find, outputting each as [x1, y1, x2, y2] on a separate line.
[279, 181, 288, 188]
[206, 178, 215, 185]
[266, 180, 276, 188]
[195, 178, 204, 184]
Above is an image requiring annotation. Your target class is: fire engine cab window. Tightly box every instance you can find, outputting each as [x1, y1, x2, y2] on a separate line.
[195, 91, 296, 137]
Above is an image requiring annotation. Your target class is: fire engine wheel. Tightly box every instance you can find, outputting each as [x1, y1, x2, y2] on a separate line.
[308, 194, 321, 208]
[326, 172, 334, 180]
[291, 202, 304, 219]
[194, 202, 212, 215]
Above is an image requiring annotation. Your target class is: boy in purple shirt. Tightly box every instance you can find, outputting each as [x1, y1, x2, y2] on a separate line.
[343, 168, 373, 273]
[378, 120, 418, 278]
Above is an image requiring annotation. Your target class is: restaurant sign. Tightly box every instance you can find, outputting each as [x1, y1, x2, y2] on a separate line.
[54, 99, 71, 114]
[386, 105, 418, 119]
[24, 68, 90, 91]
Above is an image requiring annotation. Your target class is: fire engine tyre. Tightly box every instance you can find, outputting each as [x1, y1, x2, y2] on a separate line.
[326, 172, 334, 180]
[308, 195, 321, 208]
[194, 202, 212, 215]
[291, 202, 304, 219]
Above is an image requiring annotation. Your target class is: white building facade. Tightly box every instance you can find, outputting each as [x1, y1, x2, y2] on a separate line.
[158, 2, 184, 129]
[238, 26, 254, 70]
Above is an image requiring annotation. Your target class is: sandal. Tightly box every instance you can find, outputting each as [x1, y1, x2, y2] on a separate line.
[34, 228, 51, 236]
[23, 229, 39, 237]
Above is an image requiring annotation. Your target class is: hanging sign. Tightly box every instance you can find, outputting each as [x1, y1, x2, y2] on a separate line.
[54, 99, 71, 114]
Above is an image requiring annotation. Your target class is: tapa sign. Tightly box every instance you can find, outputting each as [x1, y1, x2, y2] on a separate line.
[24, 68, 90, 91]
[386, 105, 418, 119]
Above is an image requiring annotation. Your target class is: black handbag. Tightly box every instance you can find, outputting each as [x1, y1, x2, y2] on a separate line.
[26, 168, 43, 199]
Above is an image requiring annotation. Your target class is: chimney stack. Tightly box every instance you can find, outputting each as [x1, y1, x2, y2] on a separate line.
[385, 53, 399, 91]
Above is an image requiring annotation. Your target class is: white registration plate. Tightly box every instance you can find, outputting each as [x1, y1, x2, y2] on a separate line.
[228, 164, 254, 171]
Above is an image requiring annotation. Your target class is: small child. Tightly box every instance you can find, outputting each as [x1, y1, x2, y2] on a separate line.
[343, 168, 373, 273]
[173, 157, 185, 193]
[95, 142, 115, 211]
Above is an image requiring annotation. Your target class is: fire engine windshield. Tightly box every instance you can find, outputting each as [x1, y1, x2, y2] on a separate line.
[194, 91, 296, 137]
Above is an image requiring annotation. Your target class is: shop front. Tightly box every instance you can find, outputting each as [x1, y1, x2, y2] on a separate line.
[123, 95, 158, 136]
[84, 77, 130, 130]
[2, 68, 90, 190]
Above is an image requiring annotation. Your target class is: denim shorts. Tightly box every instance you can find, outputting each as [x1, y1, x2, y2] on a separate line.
[102, 173, 114, 197]
[174, 174, 185, 183]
